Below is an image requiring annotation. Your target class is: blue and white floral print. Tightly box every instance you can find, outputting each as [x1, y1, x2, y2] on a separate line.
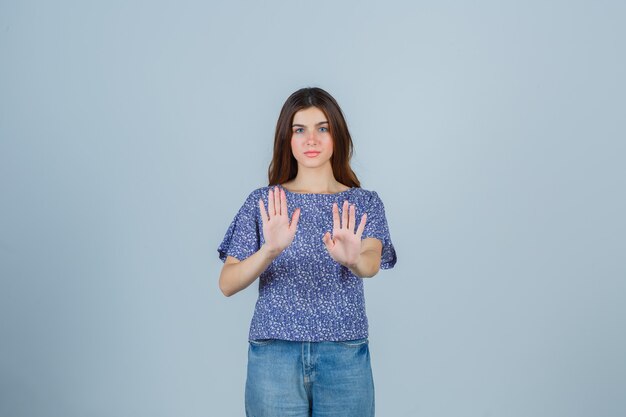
[218, 184, 396, 341]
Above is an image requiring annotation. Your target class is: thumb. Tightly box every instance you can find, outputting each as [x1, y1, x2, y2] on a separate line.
[322, 231, 334, 251]
[290, 208, 301, 231]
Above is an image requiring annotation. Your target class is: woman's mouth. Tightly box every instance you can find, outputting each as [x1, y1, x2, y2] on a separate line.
[304, 151, 321, 158]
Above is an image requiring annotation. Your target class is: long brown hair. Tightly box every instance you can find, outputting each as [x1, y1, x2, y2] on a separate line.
[268, 87, 361, 187]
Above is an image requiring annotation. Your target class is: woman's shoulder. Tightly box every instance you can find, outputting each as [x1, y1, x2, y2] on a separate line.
[351, 186, 378, 196]
[249, 185, 272, 195]
[240, 186, 272, 203]
[350, 187, 383, 203]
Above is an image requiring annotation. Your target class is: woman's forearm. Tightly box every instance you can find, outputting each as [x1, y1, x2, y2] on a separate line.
[348, 248, 382, 278]
[219, 244, 280, 297]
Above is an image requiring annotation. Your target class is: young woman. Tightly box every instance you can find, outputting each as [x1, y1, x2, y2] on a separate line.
[217, 87, 397, 417]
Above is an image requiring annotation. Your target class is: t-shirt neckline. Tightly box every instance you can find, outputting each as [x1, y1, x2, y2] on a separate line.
[276, 184, 355, 196]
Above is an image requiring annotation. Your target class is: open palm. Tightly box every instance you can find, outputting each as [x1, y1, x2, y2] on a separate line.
[258, 186, 300, 255]
[323, 200, 367, 268]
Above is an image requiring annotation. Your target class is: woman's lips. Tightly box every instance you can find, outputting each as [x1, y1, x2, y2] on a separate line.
[304, 151, 320, 158]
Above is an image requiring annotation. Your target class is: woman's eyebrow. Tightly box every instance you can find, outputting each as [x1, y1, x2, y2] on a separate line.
[292, 121, 329, 127]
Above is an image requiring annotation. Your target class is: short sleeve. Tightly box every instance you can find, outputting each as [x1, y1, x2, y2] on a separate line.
[217, 190, 261, 262]
[361, 191, 397, 269]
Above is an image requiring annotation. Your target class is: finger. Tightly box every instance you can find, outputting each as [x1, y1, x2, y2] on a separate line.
[290, 208, 301, 231]
[274, 186, 281, 215]
[280, 188, 288, 217]
[332, 202, 340, 230]
[356, 213, 367, 238]
[268, 188, 275, 218]
[341, 200, 349, 229]
[348, 204, 356, 232]
[258, 199, 268, 225]
[322, 231, 334, 251]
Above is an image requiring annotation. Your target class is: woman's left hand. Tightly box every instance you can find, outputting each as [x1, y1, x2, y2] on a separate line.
[323, 200, 367, 268]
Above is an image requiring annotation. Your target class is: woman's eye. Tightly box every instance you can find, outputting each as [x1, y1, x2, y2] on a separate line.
[319, 127, 328, 132]
[294, 128, 304, 134]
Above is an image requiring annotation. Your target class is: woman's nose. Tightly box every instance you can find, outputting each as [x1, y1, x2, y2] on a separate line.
[306, 131, 318, 143]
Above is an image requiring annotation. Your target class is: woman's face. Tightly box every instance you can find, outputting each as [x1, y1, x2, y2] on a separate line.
[290, 107, 333, 170]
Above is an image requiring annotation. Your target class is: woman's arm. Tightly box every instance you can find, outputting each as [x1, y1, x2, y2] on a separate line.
[219, 186, 300, 297]
[323, 200, 384, 278]
[219, 245, 280, 297]
[347, 238, 383, 278]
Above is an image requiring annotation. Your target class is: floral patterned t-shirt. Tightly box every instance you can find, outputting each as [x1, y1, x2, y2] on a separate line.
[218, 184, 397, 342]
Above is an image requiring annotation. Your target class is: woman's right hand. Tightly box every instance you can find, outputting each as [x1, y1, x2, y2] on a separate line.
[258, 186, 300, 257]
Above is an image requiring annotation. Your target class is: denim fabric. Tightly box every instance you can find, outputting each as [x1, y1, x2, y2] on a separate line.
[245, 339, 375, 417]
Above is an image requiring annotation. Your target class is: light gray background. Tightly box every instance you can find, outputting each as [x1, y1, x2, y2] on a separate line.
[1, 1, 624, 416]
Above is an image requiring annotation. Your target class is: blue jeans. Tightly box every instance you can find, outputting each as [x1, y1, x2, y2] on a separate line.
[245, 338, 375, 417]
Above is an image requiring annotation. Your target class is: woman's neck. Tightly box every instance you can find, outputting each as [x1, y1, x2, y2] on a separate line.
[283, 166, 349, 194]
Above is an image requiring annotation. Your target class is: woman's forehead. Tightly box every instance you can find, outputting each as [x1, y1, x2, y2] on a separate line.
[292, 107, 328, 125]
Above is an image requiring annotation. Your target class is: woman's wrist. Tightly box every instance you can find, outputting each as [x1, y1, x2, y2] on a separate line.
[343, 254, 362, 276]
[344, 256, 360, 271]
[260, 243, 282, 260]
[347, 251, 379, 278]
